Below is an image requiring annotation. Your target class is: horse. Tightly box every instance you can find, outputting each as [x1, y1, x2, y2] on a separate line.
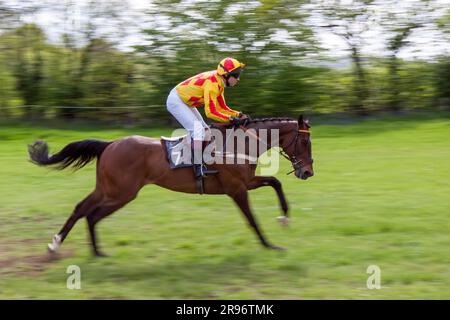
[28, 115, 314, 257]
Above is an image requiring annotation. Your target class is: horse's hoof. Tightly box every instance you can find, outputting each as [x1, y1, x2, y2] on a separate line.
[264, 243, 286, 250]
[94, 251, 109, 258]
[47, 243, 57, 253]
[47, 234, 61, 253]
[277, 216, 289, 227]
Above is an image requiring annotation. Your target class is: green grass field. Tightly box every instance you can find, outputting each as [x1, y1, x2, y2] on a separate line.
[0, 114, 449, 299]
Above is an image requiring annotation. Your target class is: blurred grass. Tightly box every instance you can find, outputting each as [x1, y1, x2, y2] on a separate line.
[0, 114, 449, 299]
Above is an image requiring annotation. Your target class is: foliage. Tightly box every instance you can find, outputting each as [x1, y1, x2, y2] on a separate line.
[0, 1, 448, 122]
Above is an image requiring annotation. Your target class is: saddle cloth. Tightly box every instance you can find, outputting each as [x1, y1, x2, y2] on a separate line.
[161, 135, 193, 169]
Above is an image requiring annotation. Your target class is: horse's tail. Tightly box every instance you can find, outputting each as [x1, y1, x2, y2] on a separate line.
[28, 139, 112, 171]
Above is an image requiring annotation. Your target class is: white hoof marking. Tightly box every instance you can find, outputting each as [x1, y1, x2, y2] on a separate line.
[277, 216, 290, 226]
[47, 234, 62, 253]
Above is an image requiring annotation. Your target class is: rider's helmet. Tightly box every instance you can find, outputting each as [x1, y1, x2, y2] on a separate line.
[217, 57, 246, 79]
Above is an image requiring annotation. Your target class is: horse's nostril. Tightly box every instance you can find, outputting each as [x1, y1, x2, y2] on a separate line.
[302, 171, 313, 179]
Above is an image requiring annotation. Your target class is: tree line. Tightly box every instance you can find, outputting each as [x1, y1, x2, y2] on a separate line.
[0, 0, 448, 124]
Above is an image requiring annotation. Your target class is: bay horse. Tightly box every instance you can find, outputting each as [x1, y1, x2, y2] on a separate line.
[28, 115, 313, 256]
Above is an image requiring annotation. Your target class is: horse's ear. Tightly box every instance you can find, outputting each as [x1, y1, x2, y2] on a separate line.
[298, 114, 303, 124]
[305, 118, 310, 128]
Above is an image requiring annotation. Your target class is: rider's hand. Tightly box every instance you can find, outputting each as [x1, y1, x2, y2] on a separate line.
[229, 116, 241, 126]
[230, 113, 251, 126]
[238, 112, 251, 121]
[238, 113, 251, 126]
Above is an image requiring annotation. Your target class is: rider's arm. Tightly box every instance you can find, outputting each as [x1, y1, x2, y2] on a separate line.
[204, 83, 235, 122]
[216, 91, 240, 118]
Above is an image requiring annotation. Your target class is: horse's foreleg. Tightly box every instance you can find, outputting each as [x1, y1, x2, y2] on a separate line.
[230, 189, 284, 250]
[248, 176, 289, 225]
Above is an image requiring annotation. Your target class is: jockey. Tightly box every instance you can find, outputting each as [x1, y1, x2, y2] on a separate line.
[166, 57, 248, 179]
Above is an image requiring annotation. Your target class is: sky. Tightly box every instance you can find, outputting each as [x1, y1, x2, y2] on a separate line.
[5, 0, 450, 61]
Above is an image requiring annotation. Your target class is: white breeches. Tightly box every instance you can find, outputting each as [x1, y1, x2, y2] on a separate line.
[166, 88, 209, 141]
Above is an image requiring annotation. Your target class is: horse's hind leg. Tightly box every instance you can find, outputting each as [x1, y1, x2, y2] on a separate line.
[86, 195, 137, 257]
[48, 192, 100, 253]
[86, 203, 125, 257]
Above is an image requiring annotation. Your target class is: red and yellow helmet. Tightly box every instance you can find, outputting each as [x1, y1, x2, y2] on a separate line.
[217, 57, 246, 76]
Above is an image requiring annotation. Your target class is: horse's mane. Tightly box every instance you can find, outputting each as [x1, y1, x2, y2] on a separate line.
[211, 117, 299, 130]
[247, 117, 296, 124]
[248, 117, 310, 128]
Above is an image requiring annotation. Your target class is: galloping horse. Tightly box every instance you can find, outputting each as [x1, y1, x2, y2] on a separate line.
[28, 115, 314, 256]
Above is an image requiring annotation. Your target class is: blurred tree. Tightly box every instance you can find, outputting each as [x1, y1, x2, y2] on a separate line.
[79, 39, 133, 118]
[0, 0, 39, 31]
[379, 0, 445, 111]
[0, 57, 17, 116]
[0, 2, 18, 116]
[137, 0, 318, 120]
[11, 24, 45, 118]
[0, 1, 18, 31]
[312, 0, 376, 114]
[434, 57, 450, 109]
[0, 1, 41, 117]
[385, 23, 418, 111]
[45, 0, 133, 118]
[0, 0, 448, 122]
[433, 6, 450, 109]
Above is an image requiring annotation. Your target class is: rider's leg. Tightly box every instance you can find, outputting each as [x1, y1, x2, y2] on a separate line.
[166, 88, 199, 135]
[166, 88, 212, 178]
[190, 106, 209, 132]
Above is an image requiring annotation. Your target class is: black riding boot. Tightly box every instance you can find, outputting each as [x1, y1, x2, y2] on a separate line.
[192, 142, 217, 179]
[193, 161, 218, 178]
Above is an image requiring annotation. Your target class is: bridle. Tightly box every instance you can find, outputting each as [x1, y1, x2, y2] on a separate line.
[229, 123, 312, 175]
[279, 128, 312, 175]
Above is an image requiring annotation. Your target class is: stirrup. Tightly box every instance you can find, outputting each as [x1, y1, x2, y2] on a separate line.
[194, 164, 217, 178]
[201, 164, 218, 176]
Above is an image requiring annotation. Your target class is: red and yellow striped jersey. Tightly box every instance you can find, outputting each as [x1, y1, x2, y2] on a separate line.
[175, 70, 240, 122]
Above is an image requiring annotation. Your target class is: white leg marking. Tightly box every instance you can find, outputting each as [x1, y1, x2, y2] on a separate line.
[277, 216, 290, 226]
[47, 234, 62, 253]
